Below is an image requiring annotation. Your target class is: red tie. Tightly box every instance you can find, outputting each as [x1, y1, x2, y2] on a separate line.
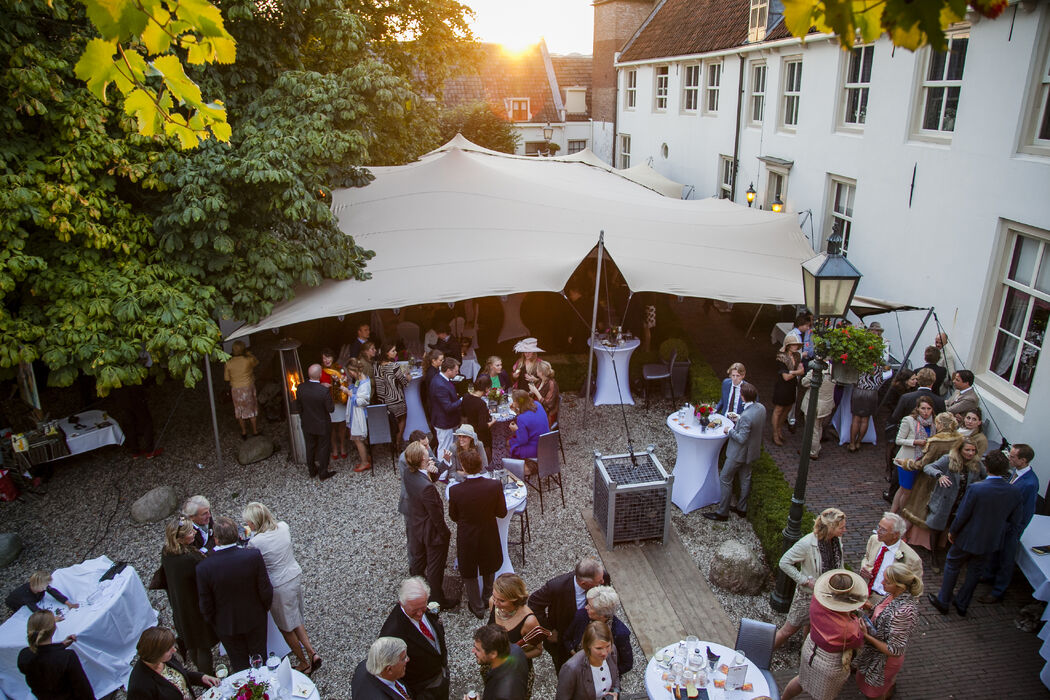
[419, 621, 435, 642]
[394, 681, 411, 699]
[868, 545, 888, 594]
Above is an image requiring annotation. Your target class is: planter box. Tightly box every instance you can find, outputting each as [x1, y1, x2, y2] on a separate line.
[831, 363, 860, 385]
[593, 448, 672, 548]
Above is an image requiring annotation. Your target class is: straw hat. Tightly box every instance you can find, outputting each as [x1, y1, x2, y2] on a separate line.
[813, 569, 868, 612]
[513, 337, 545, 353]
[779, 333, 803, 354]
[867, 321, 884, 333]
[453, 424, 479, 442]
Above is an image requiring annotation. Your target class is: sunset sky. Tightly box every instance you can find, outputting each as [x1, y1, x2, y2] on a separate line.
[464, 0, 595, 55]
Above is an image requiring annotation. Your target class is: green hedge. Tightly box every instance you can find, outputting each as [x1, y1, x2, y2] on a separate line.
[547, 354, 589, 392]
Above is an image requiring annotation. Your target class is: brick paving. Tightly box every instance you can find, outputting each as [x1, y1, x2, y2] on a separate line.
[674, 300, 1049, 699]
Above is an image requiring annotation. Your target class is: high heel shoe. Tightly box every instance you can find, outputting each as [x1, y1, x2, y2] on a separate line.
[311, 655, 322, 672]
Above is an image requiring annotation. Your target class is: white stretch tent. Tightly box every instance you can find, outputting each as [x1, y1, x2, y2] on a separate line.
[228, 136, 815, 339]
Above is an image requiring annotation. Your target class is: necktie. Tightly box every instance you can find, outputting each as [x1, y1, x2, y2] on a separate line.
[729, 386, 737, 413]
[868, 545, 889, 594]
[394, 681, 411, 699]
[1011, 472, 1019, 484]
[419, 621, 435, 642]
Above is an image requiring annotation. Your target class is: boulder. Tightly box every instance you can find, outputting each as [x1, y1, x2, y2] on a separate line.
[237, 435, 275, 465]
[0, 533, 22, 567]
[131, 486, 177, 523]
[708, 539, 766, 595]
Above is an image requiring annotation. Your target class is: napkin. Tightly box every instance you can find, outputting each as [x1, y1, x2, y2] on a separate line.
[277, 655, 292, 692]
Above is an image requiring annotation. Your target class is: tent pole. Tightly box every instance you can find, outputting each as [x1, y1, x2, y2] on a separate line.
[585, 231, 605, 406]
[204, 356, 223, 468]
[744, 304, 764, 339]
[873, 307, 935, 416]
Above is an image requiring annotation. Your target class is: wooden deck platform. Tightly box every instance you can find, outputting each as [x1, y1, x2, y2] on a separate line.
[583, 510, 737, 657]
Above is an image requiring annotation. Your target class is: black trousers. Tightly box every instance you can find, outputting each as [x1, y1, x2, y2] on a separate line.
[544, 638, 571, 675]
[303, 431, 331, 477]
[220, 622, 267, 672]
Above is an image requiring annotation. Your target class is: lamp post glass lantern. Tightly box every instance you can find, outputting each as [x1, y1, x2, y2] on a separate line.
[542, 122, 553, 156]
[746, 183, 756, 207]
[771, 194, 784, 213]
[276, 338, 307, 464]
[769, 221, 861, 613]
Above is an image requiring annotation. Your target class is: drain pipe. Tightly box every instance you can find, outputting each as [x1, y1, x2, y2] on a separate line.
[730, 53, 745, 201]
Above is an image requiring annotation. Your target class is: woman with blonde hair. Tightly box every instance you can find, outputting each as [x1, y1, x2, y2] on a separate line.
[774, 507, 846, 649]
[160, 517, 216, 674]
[223, 340, 259, 439]
[855, 563, 922, 699]
[508, 389, 549, 460]
[17, 610, 93, 699]
[477, 356, 511, 392]
[528, 360, 560, 427]
[341, 357, 371, 472]
[893, 410, 959, 514]
[243, 502, 320, 674]
[485, 573, 543, 698]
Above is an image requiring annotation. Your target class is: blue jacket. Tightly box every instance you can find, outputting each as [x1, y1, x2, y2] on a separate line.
[1013, 468, 1040, 531]
[509, 404, 549, 459]
[949, 475, 1024, 555]
[428, 372, 462, 430]
[714, 378, 745, 416]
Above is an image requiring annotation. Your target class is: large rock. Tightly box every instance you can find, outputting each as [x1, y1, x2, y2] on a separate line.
[0, 533, 22, 567]
[131, 486, 177, 523]
[708, 539, 766, 595]
[237, 435, 275, 465]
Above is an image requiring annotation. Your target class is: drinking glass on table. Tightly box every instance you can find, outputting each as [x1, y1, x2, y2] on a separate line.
[250, 654, 263, 670]
[266, 652, 280, 674]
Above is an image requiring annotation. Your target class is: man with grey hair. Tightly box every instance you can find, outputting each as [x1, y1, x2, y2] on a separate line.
[351, 636, 412, 699]
[379, 577, 448, 700]
[860, 512, 923, 601]
[182, 495, 214, 553]
[527, 556, 611, 673]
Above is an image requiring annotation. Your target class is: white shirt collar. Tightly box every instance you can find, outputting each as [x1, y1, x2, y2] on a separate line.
[213, 543, 237, 552]
[1015, 465, 1032, 479]
[573, 579, 587, 609]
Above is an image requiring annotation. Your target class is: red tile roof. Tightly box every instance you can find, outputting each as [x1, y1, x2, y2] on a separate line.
[551, 55, 593, 121]
[619, 0, 778, 62]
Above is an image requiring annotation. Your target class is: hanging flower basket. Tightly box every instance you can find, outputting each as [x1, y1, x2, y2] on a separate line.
[831, 362, 861, 385]
[814, 326, 886, 381]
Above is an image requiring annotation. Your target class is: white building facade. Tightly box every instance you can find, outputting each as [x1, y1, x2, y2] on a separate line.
[615, 2, 1050, 483]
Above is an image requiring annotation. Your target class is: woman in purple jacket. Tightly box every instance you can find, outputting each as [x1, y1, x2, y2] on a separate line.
[508, 390, 549, 460]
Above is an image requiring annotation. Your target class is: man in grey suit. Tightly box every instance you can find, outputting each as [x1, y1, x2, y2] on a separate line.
[929, 450, 1024, 616]
[705, 382, 766, 521]
[945, 369, 979, 417]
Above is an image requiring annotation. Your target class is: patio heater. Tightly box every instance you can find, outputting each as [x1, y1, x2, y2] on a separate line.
[770, 222, 861, 612]
[276, 338, 307, 464]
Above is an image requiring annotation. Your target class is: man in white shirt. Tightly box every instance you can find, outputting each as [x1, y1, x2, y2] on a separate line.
[860, 512, 923, 601]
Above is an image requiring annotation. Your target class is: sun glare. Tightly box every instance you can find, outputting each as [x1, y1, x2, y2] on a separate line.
[465, 0, 594, 55]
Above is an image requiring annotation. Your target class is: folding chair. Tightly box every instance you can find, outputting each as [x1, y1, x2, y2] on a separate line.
[524, 431, 565, 514]
[365, 404, 396, 472]
[642, 349, 678, 409]
[734, 618, 779, 699]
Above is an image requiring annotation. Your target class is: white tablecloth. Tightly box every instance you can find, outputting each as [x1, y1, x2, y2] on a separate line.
[1018, 514, 1050, 689]
[497, 293, 530, 344]
[224, 666, 319, 700]
[59, 409, 125, 458]
[667, 412, 733, 514]
[828, 385, 876, 446]
[0, 556, 157, 700]
[771, 321, 794, 346]
[589, 338, 640, 406]
[446, 477, 527, 580]
[403, 368, 428, 441]
[645, 641, 771, 699]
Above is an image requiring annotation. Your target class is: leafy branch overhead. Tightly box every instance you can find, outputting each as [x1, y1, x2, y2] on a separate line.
[782, 0, 1008, 51]
[75, 0, 236, 148]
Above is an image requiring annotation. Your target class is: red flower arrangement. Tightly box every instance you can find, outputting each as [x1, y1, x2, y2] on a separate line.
[694, 403, 714, 419]
[234, 677, 270, 700]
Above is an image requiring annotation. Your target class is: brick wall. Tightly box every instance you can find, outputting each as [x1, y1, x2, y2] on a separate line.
[592, 0, 657, 123]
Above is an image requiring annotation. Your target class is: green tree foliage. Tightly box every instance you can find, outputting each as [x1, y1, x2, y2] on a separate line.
[783, 0, 1008, 51]
[1, 0, 475, 394]
[437, 101, 520, 154]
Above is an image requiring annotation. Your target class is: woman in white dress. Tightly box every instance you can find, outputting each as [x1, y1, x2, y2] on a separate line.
[341, 358, 371, 472]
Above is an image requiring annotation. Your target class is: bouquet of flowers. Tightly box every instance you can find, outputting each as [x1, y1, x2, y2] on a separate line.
[814, 326, 886, 373]
[234, 677, 270, 700]
[694, 403, 714, 420]
[487, 386, 506, 404]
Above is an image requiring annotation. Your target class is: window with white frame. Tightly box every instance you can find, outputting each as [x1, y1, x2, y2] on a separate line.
[704, 62, 721, 114]
[719, 156, 735, 199]
[682, 64, 701, 112]
[619, 134, 631, 168]
[1035, 47, 1050, 144]
[654, 65, 670, 111]
[625, 70, 637, 109]
[827, 177, 856, 256]
[984, 226, 1050, 398]
[748, 0, 769, 43]
[524, 142, 546, 156]
[749, 62, 766, 124]
[918, 34, 968, 135]
[842, 45, 873, 127]
[765, 167, 787, 210]
[781, 57, 802, 128]
[567, 139, 587, 154]
[509, 98, 529, 122]
[1022, 34, 1050, 156]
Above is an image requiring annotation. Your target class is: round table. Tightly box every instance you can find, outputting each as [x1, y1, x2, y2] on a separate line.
[402, 367, 428, 441]
[829, 384, 877, 446]
[644, 641, 771, 699]
[667, 412, 733, 514]
[589, 337, 641, 406]
[220, 667, 318, 700]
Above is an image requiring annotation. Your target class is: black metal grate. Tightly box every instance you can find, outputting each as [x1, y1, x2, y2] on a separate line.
[600, 453, 662, 484]
[593, 451, 671, 546]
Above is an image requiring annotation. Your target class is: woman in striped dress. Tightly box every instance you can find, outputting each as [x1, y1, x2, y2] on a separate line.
[375, 341, 411, 444]
[855, 563, 922, 699]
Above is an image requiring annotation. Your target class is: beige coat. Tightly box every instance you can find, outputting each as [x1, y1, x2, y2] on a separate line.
[800, 368, 835, 419]
[860, 533, 923, 592]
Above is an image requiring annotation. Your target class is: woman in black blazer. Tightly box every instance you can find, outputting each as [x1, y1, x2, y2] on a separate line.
[17, 611, 94, 700]
[161, 518, 217, 675]
[127, 626, 219, 700]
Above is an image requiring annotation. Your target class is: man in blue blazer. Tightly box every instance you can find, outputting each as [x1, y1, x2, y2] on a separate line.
[929, 451, 1023, 616]
[705, 382, 766, 521]
[196, 517, 273, 671]
[428, 357, 462, 456]
[981, 443, 1039, 603]
[714, 362, 747, 416]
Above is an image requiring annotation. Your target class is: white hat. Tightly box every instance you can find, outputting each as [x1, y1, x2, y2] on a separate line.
[513, 337, 545, 353]
[813, 569, 868, 612]
[453, 424, 479, 442]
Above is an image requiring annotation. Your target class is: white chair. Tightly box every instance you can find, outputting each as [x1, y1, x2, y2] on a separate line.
[500, 459, 530, 565]
[642, 349, 678, 409]
[396, 322, 422, 357]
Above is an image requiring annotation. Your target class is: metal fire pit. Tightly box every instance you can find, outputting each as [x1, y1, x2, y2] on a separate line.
[593, 447, 672, 548]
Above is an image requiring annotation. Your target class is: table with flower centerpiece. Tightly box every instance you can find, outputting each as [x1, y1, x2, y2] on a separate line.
[204, 658, 319, 700]
[666, 407, 733, 514]
[645, 640, 771, 700]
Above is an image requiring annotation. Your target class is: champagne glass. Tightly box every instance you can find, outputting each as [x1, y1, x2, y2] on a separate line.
[249, 654, 263, 670]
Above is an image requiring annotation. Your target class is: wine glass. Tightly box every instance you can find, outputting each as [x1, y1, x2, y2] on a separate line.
[266, 651, 280, 673]
[249, 654, 263, 671]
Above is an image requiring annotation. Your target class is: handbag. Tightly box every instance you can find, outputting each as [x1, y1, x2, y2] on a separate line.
[516, 622, 551, 647]
[148, 564, 167, 591]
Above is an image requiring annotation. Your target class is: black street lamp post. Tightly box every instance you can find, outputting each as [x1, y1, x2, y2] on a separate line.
[770, 222, 862, 612]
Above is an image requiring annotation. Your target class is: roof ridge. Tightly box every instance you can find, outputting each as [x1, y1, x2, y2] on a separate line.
[619, 0, 668, 58]
[540, 38, 565, 116]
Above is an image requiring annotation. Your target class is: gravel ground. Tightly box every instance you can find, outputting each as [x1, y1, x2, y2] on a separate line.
[0, 378, 793, 697]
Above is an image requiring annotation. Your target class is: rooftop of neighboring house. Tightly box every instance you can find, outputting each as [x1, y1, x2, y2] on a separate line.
[619, 0, 791, 63]
[443, 41, 593, 124]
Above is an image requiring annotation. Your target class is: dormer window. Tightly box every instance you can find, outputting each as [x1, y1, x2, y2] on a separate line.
[509, 98, 530, 122]
[565, 87, 587, 114]
[749, 0, 769, 43]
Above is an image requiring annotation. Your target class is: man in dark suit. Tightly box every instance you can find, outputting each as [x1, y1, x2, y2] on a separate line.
[429, 357, 463, 463]
[705, 382, 767, 521]
[378, 577, 448, 700]
[182, 495, 214, 553]
[982, 443, 1040, 603]
[403, 442, 452, 609]
[296, 363, 336, 480]
[195, 517, 272, 671]
[921, 345, 948, 395]
[398, 431, 437, 578]
[431, 330, 459, 361]
[929, 451, 1024, 616]
[351, 636, 413, 699]
[448, 449, 506, 618]
[470, 624, 529, 700]
[347, 322, 372, 359]
[713, 362, 747, 416]
[527, 556, 610, 673]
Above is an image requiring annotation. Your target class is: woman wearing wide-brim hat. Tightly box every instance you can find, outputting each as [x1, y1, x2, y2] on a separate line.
[771, 336, 805, 445]
[441, 423, 489, 481]
[782, 569, 867, 700]
[511, 337, 544, 392]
